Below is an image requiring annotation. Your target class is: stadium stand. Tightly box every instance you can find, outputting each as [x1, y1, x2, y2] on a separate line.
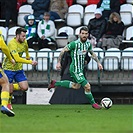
[83, 4, 97, 26]
[27, 0, 35, 4]
[74, 26, 83, 36]
[76, 0, 88, 6]
[7, 26, 20, 44]
[103, 48, 121, 71]
[120, 4, 133, 26]
[17, 4, 33, 26]
[88, 47, 104, 70]
[122, 25, 133, 47]
[1, 2, 133, 104]
[22, 48, 36, 71]
[126, 0, 133, 4]
[55, 26, 74, 48]
[36, 48, 52, 71]
[66, 4, 84, 27]
[121, 47, 133, 70]
[0, 26, 7, 41]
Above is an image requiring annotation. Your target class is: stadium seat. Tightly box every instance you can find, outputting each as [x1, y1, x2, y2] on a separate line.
[22, 48, 36, 71]
[7, 26, 20, 44]
[0, 26, 7, 41]
[120, 4, 133, 26]
[122, 26, 133, 44]
[83, 4, 97, 26]
[88, 47, 104, 70]
[36, 48, 52, 71]
[75, 26, 83, 36]
[121, 47, 133, 70]
[17, 5, 33, 26]
[52, 48, 63, 70]
[66, 4, 84, 27]
[56, 26, 74, 48]
[126, 0, 133, 4]
[27, 0, 34, 4]
[103, 48, 121, 71]
[76, 0, 88, 5]
[125, 26, 133, 40]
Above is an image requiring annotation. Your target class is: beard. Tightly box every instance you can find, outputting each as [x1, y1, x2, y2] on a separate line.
[80, 37, 87, 43]
[18, 38, 24, 43]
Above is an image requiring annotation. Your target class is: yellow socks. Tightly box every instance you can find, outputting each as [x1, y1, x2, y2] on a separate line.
[1, 91, 9, 106]
[13, 83, 20, 90]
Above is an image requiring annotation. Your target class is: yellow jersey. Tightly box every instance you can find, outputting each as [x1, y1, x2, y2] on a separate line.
[2, 37, 32, 71]
[0, 34, 13, 72]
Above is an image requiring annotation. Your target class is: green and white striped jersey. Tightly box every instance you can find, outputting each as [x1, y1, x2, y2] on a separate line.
[67, 38, 92, 73]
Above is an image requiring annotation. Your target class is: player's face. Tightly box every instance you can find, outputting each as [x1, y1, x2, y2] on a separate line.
[17, 32, 26, 43]
[79, 30, 88, 42]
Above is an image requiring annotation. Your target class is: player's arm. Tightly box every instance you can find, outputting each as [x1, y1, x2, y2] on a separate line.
[0, 37, 15, 64]
[11, 53, 32, 64]
[56, 46, 69, 70]
[89, 50, 100, 64]
[89, 50, 103, 70]
[57, 46, 69, 63]
[25, 44, 30, 60]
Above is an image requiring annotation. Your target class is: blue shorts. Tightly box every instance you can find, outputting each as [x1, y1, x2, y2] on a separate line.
[4, 70, 27, 83]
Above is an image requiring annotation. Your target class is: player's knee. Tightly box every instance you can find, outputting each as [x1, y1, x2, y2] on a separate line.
[20, 86, 28, 91]
[84, 83, 91, 92]
[72, 83, 81, 89]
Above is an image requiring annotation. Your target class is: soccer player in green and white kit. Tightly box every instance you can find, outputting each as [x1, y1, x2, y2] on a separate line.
[48, 26, 103, 109]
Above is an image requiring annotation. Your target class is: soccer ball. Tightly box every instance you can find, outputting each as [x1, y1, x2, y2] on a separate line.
[101, 97, 113, 109]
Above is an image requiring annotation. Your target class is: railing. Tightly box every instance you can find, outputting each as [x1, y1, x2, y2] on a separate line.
[0, 50, 133, 86]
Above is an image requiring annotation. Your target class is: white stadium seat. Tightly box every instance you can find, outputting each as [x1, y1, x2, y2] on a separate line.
[121, 47, 133, 70]
[7, 26, 20, 44]
[66, 4, 84, 27]
[22, 48, 36, 71]
[83, 4, 97, 26]
[103, 48, 121, 71]
[0, 26, 7, 41]
[56, 26, 74, 48]
[88, 47, 104, 70]
[36, 48, 52, 71]
[120, 4, 133, 26]
[17, 5, 33, 26]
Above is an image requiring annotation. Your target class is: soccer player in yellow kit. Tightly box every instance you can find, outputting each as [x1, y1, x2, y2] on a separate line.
[0, 30, 15, 117]
[2, 28, 37, 110]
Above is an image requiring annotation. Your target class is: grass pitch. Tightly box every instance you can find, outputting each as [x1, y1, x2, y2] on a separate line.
[0, 104, 132, 133]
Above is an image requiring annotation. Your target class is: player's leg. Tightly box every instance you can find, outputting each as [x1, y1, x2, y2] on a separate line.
[0, 71, 15, 117]
[15, 70, 28, 91]
[48, 80, 81, 90]
[7, 83, 14, 110]
[8, 83, 20, 109]
[3, 70, 15, 110]
[81, 80, 102, 110]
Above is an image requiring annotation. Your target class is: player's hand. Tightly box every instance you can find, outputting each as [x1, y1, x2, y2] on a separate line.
[31, 61, 38, 66]
[56, 62, 61, 70]
[10, 59, 15, 65]
[98, 63, 103, 70]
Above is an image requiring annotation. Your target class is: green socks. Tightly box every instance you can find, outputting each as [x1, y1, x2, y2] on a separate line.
[85, 91, 95, 105]
[55, 80, 73, 88]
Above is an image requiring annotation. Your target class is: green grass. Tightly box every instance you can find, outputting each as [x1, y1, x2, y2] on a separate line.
[0, 105, 133, 133]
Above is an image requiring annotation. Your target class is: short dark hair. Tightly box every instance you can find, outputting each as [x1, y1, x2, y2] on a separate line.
[16, 28, 27, 35]
[80, 26, 88, 33]
[44, 12, 50, 16]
